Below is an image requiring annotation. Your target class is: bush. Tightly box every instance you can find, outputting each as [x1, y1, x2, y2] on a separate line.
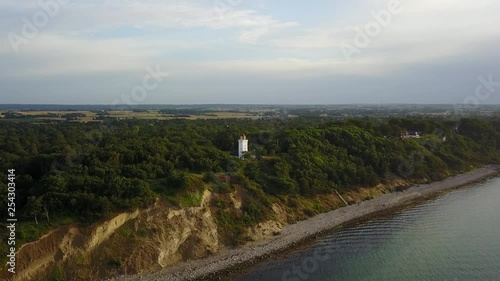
[303, 208, 315, 217]
[48, 265, 64, 281]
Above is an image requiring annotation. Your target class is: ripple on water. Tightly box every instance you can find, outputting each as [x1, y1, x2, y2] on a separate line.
[235, 178, 500, 281]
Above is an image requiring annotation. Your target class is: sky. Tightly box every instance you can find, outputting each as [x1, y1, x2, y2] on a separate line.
[0, 0, 499, 105]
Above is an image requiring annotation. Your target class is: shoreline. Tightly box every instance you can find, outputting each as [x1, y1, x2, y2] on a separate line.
[114, 165, 500, 281]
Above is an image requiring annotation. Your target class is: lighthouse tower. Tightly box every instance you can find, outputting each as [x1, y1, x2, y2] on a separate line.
[238, 134, 248, 159]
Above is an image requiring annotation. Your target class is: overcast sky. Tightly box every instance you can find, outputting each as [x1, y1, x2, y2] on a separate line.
[1, 0, 499, 104]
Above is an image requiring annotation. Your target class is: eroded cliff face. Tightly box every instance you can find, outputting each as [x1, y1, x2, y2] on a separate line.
[1, 209, 141, 281]
[131, 190, 220, 270]
[2, 180, 401, 281]
[1, 189, 287, 281]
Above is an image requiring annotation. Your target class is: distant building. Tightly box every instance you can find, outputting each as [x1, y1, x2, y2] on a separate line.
[238, 134, 248, 159]
[401, 130, 421, 139]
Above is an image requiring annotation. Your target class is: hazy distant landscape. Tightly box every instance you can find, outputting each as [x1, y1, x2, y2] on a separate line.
[1, 104, 500, 123]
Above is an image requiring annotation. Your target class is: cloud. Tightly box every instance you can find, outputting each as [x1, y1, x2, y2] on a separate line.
[1, 0, 499, 104]
[0, 0, 299, 76]
[237, 0, 500, 66]
[2, 35, 173, 77]
[1, 0, 297, 34]
[239, 22, 299, 43]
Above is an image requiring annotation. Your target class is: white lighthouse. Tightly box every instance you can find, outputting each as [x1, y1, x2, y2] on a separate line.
[238, 134, 248, 159]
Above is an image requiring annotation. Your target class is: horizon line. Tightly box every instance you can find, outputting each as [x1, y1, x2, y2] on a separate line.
[2, 103, 500, 106]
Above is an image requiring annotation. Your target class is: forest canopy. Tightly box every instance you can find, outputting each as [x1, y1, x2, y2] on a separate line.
[1, 117, 499, 228]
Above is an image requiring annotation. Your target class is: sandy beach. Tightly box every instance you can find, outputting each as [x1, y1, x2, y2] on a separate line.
[112, 165, 500, 281]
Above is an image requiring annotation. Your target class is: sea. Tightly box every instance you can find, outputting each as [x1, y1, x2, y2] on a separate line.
[235, 177, 500, 281]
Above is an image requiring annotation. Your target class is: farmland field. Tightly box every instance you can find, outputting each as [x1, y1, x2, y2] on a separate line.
[0, 110, 259, 123]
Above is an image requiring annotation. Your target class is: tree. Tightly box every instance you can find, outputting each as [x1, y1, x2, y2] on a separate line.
[25, 196, 42, 224]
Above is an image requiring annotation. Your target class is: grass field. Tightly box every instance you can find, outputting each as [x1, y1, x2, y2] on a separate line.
[0, 110, 258, 122]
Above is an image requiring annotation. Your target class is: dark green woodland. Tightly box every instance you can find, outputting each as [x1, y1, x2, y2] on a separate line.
[1, 117, 499, 253]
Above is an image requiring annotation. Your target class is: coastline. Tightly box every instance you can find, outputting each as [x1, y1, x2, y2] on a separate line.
[114, 165, 500, 281]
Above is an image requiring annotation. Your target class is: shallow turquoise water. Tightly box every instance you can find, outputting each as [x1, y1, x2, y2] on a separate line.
[235, 177, 500, 281]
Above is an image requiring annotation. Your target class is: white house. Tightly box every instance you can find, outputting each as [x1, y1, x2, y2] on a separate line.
[238, 134, 248, 159]
[401, 130, 421, 139]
